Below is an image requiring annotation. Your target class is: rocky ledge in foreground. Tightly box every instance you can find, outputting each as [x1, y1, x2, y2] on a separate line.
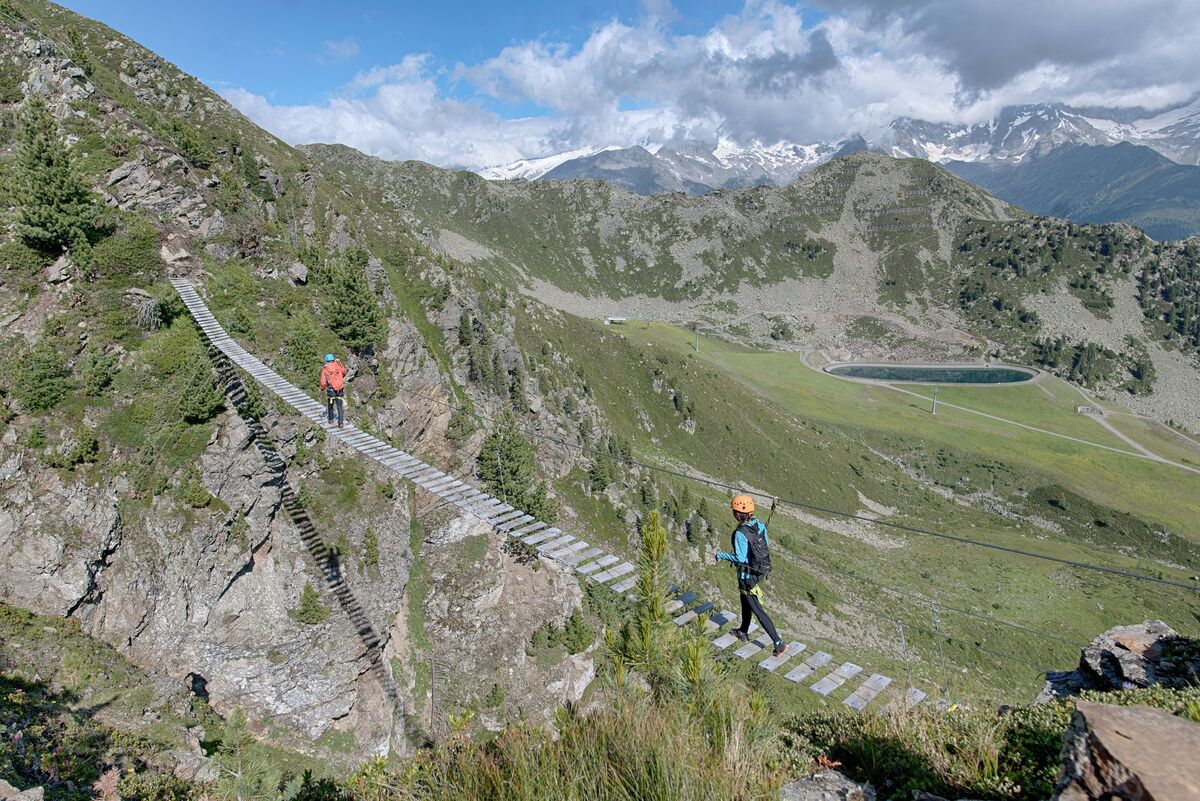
[1054, 700, 1200, 801]
[1039, 620, 1200, 701]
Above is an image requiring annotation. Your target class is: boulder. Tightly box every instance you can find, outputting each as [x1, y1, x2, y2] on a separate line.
[1039, 621, 1188, 702]
[0, 780, 45, 801]
[779, 770, 875, 801]
[288, 261, 308, 285]
[1052, 701, 1200, 801]
[46, 253, 72, 284]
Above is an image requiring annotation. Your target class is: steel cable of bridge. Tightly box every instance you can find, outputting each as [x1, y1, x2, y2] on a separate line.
[382, 382, 1200, 593]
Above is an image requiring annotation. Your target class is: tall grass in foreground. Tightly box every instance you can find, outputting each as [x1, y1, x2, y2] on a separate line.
[346, 512, 791, 801]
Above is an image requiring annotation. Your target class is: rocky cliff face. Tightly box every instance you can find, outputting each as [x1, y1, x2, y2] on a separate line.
[0, 3, 594, 761]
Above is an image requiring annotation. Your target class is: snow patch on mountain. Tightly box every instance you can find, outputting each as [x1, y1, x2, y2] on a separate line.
[479, 145, 623, 181]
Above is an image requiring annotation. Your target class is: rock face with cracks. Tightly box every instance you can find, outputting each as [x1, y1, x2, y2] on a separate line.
[1039, 620, 1194, 701]
[1052, 701, 1200, 801]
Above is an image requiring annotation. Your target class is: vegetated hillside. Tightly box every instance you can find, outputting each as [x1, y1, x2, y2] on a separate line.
[308, 144, 1200, 430]
[0, 0, 608, 764]
[0, 0, 1198, 790]
[947, 142, 1200, 241]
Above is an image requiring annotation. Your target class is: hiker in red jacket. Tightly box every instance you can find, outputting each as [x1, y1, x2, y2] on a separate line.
[320, 354, 347, 428]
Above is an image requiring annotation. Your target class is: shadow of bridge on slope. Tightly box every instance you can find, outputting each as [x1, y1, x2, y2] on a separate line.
[206, 345, 406, 721]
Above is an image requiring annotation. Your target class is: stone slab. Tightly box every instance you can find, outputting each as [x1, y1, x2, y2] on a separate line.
[759, 642, 806, 672]
[734, 635, 774, 659]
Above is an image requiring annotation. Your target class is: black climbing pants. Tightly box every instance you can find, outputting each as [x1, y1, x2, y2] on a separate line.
[326, 388, 345, 425]
[737, 575, 781, 645]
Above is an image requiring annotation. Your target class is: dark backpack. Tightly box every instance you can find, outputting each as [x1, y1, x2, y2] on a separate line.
[735, 521, 772, 576]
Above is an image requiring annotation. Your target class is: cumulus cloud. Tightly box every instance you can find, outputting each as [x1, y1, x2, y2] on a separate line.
[223, 0, 1200, 169]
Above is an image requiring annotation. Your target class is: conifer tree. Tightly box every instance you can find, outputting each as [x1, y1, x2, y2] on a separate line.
[509, 360, 528, 413]
[292, 581, 329, 625]
[326, 256, 383, 352]
[213, 710, 282, 801]
[476, 418, 557, 523]
[458, 311, 473, 347]
[15, 97, 103, 254]
[490, 351, 507, 396]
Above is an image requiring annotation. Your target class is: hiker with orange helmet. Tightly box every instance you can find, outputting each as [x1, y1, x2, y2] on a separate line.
[714, 494, 785, 657]
[319, 354, 348, 428]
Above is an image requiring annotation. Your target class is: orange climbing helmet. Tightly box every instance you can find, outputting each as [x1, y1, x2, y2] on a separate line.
[731, 494, 755, 514]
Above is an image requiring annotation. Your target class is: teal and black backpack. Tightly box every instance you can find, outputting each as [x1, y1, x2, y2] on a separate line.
[736, 521, 772, 576]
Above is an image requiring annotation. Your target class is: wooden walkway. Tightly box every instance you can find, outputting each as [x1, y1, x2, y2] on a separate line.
[172, 278, 919, 712]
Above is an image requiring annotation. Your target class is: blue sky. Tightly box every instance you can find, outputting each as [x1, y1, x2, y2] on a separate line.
[57, 1, 1199, 170]
[59, 0, 740, 110]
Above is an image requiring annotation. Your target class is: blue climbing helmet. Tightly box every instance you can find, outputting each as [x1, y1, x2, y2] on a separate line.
[324, 354, 336, 363]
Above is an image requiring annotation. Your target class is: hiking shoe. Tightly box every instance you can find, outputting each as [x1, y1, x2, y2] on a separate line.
[732, 629, 750, 642]
[772, 643, 787, 658]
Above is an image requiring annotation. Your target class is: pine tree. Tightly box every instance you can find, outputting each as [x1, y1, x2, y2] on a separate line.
[326, 257, 383, 351]
[292, 581, 330, 625]
[14, 343, 70, 411]
[509, 360, 528, 413]
[178, 362, 224, 423]
[66, 29, 93, 76]
[15, 97, 103, 254]
[363, 527, 380, 566]
[562, 609, 594, 654]
[466, 344, 480, 382]
[212, 710, 282, 801]
[458, 311, 473, 347]
[476, 418, 557, 523]
[490, 351, 507, 396]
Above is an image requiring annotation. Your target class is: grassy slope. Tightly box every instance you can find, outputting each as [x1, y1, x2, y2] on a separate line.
[624, 323, 1199, 538]
[523, 312, 1199, 704]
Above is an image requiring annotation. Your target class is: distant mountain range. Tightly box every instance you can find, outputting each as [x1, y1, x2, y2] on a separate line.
[947, 143, 1200, 242]
[478, 99, 1200, 239]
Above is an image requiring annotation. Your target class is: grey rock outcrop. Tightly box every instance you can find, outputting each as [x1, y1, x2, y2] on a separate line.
[288, 261, 308, 284]
[19, 37, 94, 117]
[779, 770, 876, 801]
[1039, 620, 1186, 701]
[1052, 701, 1200, 801]
[0, 781, 44, 801]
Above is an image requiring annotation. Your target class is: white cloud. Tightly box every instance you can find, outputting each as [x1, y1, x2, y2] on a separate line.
[318, 37, 360, 64]
[224, 0, 1200, 170]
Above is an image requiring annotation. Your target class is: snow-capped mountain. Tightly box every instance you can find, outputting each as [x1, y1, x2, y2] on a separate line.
[478, 145, 623, 181]
[476, 97, 1200, 194]
[887, 98, 1200, 166]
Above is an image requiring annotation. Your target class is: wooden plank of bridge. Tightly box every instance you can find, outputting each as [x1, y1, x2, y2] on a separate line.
[511, 521, 547, 538]
[783, 651, 832, 684]
[590, 562, 634, 584]
[673, 601, 714, 626]
[522, 528, 560, 546]
[759, 642, 805, 672]
[609, 575, 638, 593]
[810, 662, 862, 696]
[537, 535, 575, 553]
[734, 635, 774, 660]
[546, 541, 589, 560]
[577, 555, 618, 575]
[562, 546, 603, 567]
[705, 609, 738, 632]
[843, 674, 891, 711]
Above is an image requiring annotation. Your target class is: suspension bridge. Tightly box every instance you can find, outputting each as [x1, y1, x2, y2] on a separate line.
[171, 277, 929, 711]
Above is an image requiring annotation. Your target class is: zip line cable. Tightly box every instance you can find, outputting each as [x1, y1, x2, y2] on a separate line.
[381, 381, 1200, 593]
